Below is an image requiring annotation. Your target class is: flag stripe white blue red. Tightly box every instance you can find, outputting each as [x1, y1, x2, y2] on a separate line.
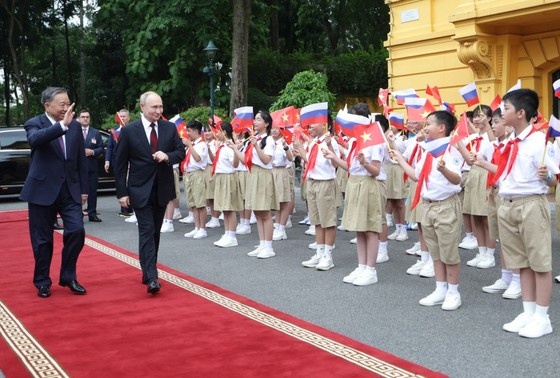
[404, 97, 427, 109]
[392, 88, 417, 105]
[169, 114, 186, 128]
[234, 106, 254, 120]
[554, 79, 560, 98]
[549, 115, 560, 138]
[424, 137, 450, 158]
[334, 110, 370, 137]
[459, 82, 479, 107]
[300, 102, 329, 126]
[388, 112, 405, 129]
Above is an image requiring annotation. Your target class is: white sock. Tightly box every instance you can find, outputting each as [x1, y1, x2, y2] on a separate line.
[447, 283, 459, 294]
[264, 240, 272, 249]
[522, 301, 536, 314]
[478, 246, 487, 255]
[259, 240, 265, 248]
[358, 264, 367, 270]
[420, 251, 430, 262]
[436, 281, 448, 293]
[379, 241, 388, 253]
[396, 223, 403, 232]
[466, 232, 473, 239]
[324, 245, 333, 257]
[278, 225, 286, 232]
[486, 248, 495, 257]
[501, 269, 513, 284]
[227, 231, 236, 238]
[534, 305, 549, 318]
[316, 244, 325, 257]
[511, 273, 520, 283]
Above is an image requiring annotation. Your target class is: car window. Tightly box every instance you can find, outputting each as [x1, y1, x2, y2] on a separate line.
[0, 130, 29, 150]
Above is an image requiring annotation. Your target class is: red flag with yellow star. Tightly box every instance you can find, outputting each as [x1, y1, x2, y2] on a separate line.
[354, 122, 386, 151]
[271, 106, 296, 128]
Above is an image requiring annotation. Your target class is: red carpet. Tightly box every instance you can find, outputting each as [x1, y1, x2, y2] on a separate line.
[0, 210, 446, 377]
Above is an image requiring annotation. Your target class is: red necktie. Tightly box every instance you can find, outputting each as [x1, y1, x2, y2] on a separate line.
[404, 143, 422, 183]
[486, 142, 503, 188]
[411, 153, 434, 210]
[211, 145, 223, 176]
[149, 123, 158, 154]
[303, 142, 319, 182]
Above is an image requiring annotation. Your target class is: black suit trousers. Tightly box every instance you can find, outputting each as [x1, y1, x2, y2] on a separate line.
[135, 183, 166, 282]
[28, 182, 85, 288]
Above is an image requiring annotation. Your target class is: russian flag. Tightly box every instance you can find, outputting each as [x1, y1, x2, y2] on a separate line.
[334, 110, 370, 137]
[388, 112, 405, 129]
[300, 102, 329, 127]
[441, 101, 456, 114]
[424, 136, 450, 158]
[170, 114, 187, 138]
[231, 106, 254, 132]
[392, 88, 417, 105]
[405, 97, 436, 121]
[553, 79, 560, 98]
[459, 82, 479, 107]
[549, 115, 560, 138]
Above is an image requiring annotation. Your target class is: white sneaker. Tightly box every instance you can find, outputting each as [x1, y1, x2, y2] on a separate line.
[349, 238, 357, 244]
[257, 247, 276, 259]
[298, 216, 310, 225]
[476, 255, 495, 269]
[441, 291, 461, 311]
[173, 209, 183, 220]
[302, 254, 321, 268]
[305, 225, 316, 236]
[466, 254, 483, 267]
[205, 218, 220, 228]
[184, 228, 198, 238]
[179, 214, 195, 224]
[395, 230, 409, 242]
[248, 245, 263, 257]
[337, 224, 347, 231]
[386, 214, 394, 227]
[419, 290, 447, 306]
[272, 229, 287, 241]
[555, 275, 560, 283]
[193, 229, 207, 239]
[125, 214, 137, 223]
[235, 224, 251, 235]
[387, 229, 400, 240]
[458, 235, 478, 250]
[419, 261, 435, 278]
[376, 251, 389, 263]
[160, 222, 174, 233]
[406, 260, 428, 275]
[308, 242, 317, 249]
[215, 236, 238, 248]
[518, 315, 553, 338]
[285, 219, 292, 228]
[213, 235, 227, 246]
[406, 242, 421, 255]
[249, 213, 257, 224]
[343, 267, 364, 283]
[482, 278, 509, 294]
[353, 269, 378, 286]
[408, 222, 418, 230]
[503, 312, 534, 333]
[316, 255, 334, 271]
[218, 213, 224, 220]
[502, 281, 522, 299]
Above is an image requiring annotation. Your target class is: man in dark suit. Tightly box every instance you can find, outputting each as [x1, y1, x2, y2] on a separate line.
[78, 109, 104, 222]
[20, 87, 89, 298]
[115, 91, 185, 294]
[104, 109, 133, 217]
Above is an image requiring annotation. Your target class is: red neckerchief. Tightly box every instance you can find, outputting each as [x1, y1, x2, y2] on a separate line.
[493, 127, 536, 183]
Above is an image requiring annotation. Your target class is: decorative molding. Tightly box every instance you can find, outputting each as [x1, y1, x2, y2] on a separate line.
[457, 39, 494, 79]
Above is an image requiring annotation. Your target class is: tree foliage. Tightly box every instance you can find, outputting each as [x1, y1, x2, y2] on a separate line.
[270, 70, 336, 111]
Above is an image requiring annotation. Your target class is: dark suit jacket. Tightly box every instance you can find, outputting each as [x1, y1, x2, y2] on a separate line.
[83, 126, 104, 172]
[20, 114, 88, 206]
[115, 119, 185, 208]
[105, 125, 122, 166]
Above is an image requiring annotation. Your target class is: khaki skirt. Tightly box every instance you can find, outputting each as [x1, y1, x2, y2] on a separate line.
[405, 180, 420, 222]
[384, 163, 407, 199]
[342, 175, 383, 233]
[462, 166, 488, 216]
[245, 165, 279, 211]
[272, 166, 292, 203]
[205, 165, 215, 199]
[214, 173, 243, 212]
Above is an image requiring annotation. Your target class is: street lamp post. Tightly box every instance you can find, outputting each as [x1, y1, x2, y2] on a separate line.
[203, 41, 219, 127]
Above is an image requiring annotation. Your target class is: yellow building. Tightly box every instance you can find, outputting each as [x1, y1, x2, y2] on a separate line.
[385, 0, 560, 117]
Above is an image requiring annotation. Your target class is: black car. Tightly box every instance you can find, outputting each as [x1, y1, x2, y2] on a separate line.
[0, 126, 115, 197]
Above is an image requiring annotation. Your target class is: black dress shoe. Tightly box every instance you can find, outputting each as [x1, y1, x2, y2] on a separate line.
[53, 222, 64, 230]
[38, 285, 51, 298]
[88, 215, 102, 222]
[147, 280, 160, 294]
[59, 280, 87, 295]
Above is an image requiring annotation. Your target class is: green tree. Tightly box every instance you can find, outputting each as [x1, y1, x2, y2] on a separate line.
[270, 70, 336, 111]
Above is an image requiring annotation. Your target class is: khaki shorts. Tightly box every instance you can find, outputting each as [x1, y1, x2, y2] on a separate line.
[307, 179, 338, 228]
[420, 194, 462, 265]
[498, 194, 552, 272]
[184, 170, 206, 208]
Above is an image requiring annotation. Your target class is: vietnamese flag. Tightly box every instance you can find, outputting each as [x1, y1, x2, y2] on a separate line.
[279, 127, 294, 144]
[451, 113, 470, 147]
[271, 106, 296, 128]
[378, 88, 389, 106]
[489, 94, 502, 112]
[405, 97, 436, 122]
[426, 85, 442, 105]
[354, 122, 386, 151]
[115, 113, 125, 127]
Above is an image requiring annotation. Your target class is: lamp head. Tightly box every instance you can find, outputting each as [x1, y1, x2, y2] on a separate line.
[203, 40, 219, 62]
